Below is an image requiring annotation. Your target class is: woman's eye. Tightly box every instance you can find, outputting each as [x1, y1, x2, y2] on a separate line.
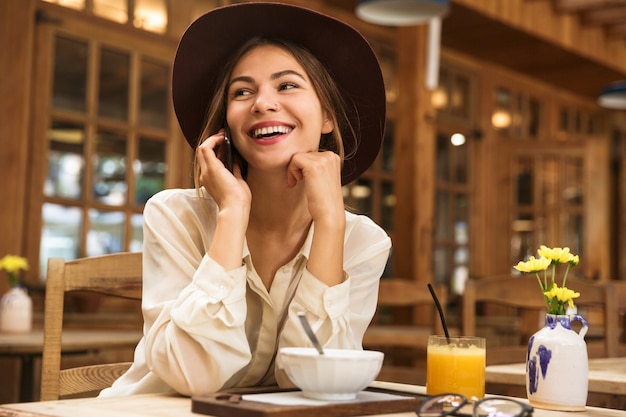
[279, 82, 298, 91]
[232, 88, 250, 98]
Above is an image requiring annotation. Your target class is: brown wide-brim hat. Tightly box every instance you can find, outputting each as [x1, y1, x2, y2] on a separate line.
[172, 2, 386, 185]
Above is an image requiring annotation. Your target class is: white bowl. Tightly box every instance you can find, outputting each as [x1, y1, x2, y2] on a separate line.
[278, 347, 384, 400]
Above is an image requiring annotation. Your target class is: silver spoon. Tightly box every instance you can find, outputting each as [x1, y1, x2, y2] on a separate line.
[297, 312, 325, 355]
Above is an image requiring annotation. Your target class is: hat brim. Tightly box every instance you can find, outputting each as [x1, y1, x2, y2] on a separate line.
[172, 2, 386, 185]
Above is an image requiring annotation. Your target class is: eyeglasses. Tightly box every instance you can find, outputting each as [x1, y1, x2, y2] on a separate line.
[416, 393, 533, 417]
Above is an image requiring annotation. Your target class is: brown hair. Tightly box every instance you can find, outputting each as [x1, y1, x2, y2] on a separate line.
[193, 37, 356, 190]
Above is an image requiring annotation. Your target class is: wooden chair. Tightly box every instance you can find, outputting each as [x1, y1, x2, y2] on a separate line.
[40, 252, 143, 401]
[608, 280, 626, 357]
[363, 278, 450, 384]
[462, 276, 618, 365]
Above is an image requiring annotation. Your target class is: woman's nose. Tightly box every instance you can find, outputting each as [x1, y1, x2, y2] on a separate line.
[252, 89, 280, 113]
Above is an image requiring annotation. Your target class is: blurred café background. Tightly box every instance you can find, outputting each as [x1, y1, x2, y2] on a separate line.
[1, 0, 626, 405]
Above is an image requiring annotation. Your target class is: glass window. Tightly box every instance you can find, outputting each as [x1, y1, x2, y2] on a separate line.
[94, 0, 127, 24]
[130, 213, 144, 252]
[451, 74, 469, 119]
[140, 58, 169, 129]
[40, 203, 82, 278]
[93, 130, 127, 205]
[41, 0, 85, 11]
[511, 152, 585, 272]
[516, 158, 534, 206]
[53, 36, 88, 112]
[453, 140, 467, 184]
[45, 0, 169, 34]
[563, 213, 583, 256]
[134, 0, 167, 33]
[434, 68, 473, 123]
[351, 179, 372, 217]
[46, 121, 85, 199]
[563, 158, 583, 206]
[436, 133, 450, 181]
[98, 47, 130, 121]
[135, 138, 166, 204]
[492, 87, 512, 131]
[454, 193, 468, 224]
[37, 29, 171, 267]
[434, 130, 471, 295]
[87, 209, 125, 256]
[539, 156, 559, 207]
[133, 0, 167, 33]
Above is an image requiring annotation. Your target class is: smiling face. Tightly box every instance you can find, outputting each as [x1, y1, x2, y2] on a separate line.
[225, 44, 334, 179]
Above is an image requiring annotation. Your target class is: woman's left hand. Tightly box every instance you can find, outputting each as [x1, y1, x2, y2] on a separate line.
[286, 150, 344, 222]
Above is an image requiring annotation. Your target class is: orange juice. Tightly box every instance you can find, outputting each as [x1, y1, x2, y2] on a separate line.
[426, 336, 486, 399]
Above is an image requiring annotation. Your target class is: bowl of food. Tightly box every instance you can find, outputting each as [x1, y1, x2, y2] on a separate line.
[277, 347, 384, 400]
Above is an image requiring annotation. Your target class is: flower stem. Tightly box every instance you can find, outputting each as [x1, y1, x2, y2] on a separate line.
[562, 264, 571, 287]
[535, 273, 544, 292]
[7, 272, 19, 287]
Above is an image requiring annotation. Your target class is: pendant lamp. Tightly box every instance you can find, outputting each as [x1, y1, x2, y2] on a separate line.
[598, 81, 626, 110]
[356, 0, 450, 26]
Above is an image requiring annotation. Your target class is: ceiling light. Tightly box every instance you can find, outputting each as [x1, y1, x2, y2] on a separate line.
[356, 0, 450, 26]
[598, 81, 626, 110]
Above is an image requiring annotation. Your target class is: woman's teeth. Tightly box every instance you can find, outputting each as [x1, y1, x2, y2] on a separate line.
[252, 125, 292, 138]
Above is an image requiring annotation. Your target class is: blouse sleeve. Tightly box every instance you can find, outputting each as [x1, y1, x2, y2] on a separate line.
[139, 190, 253, 396]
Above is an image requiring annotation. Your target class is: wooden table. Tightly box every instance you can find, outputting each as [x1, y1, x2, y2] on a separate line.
[0, 329, 142, 402]
[485, 357, 626, 396]
[0, 381, 624, 417]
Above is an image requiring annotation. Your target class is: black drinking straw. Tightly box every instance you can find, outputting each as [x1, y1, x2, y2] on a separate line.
[427, 283, 450, 343]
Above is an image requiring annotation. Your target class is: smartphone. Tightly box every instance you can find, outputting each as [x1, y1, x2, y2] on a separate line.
[223, 126, 234, 173]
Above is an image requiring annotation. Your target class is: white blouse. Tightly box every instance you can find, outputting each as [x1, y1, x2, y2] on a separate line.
[99, 188, 391, 397]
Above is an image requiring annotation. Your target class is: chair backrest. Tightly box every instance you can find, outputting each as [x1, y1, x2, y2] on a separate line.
[368, 278, 448, 337]
[362, 278, 448, 384]
[40, 252, 142, 401]
[608, 280, 626, 356]
[566, 278, 618, 358]
[462, 276, 617, 365]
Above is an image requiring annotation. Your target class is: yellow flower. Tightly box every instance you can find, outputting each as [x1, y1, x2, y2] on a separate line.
[514, 256, 551, 273]
[0, 255, 29, 287]
[514, 245, 581, 315]
[537, 245, 576, 264]
[0, 255, 28, 274]
[543, 285, 580, 309]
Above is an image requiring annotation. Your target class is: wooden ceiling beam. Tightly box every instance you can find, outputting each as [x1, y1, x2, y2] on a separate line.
[607, 21, 626, 37]
[553, 0, 624, 13]
[582, 6, 626, 26]
[551, 0, 626, 42]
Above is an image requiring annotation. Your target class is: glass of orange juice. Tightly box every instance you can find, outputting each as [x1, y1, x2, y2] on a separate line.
[426, 335, 486, 400]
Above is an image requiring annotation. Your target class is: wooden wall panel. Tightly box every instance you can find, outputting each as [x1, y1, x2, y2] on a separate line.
[0, 0, 36, 294]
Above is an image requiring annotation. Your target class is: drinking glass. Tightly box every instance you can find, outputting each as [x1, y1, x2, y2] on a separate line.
[426, 335, 486, 400]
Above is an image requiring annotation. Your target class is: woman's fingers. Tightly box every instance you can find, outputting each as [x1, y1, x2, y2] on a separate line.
[287, 151, 341, 187]
[287, 151, 343, 220]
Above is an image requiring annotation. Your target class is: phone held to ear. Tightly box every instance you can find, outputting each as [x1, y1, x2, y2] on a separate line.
[223, 126, 233, 173]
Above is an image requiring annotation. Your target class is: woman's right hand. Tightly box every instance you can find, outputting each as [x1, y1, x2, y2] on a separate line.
[196, 130, 251, 211]
[198, 130, 251, 270]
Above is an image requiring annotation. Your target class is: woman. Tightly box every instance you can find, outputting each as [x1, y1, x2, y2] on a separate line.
[100, 2, 390, 397]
